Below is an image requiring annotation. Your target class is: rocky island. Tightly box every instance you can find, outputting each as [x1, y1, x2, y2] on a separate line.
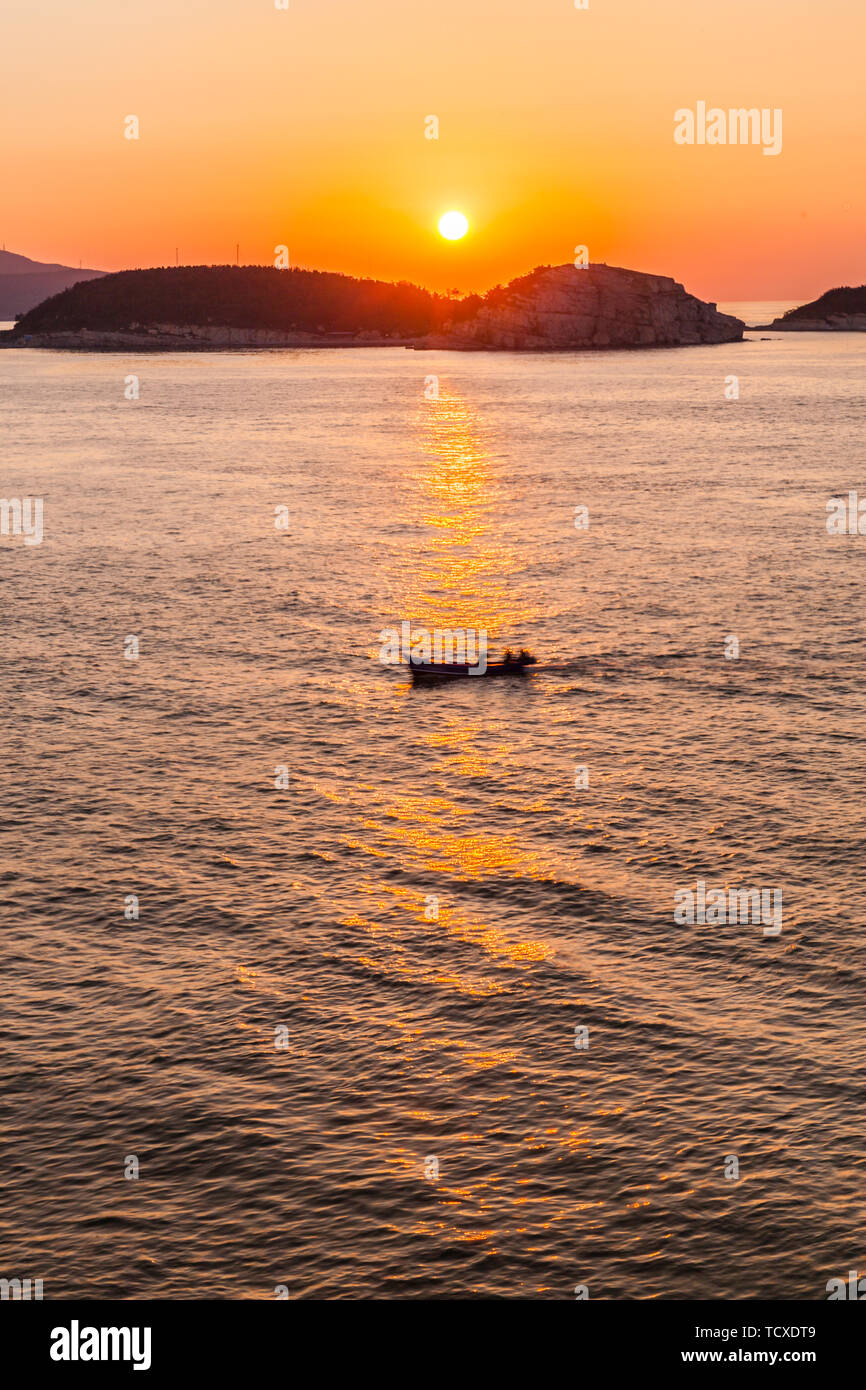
[760, 285, 866, 332]
[421, 263, 743, 349]
[3, 262, 743, 351]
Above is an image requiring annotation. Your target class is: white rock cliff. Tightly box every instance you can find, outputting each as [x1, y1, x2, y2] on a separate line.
[427, 263, 743, 350]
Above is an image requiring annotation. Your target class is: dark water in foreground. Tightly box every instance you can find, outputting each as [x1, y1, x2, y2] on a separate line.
[1, 333, 865, 1298]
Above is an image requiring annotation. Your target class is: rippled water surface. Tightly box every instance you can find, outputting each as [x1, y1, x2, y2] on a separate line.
[1, 330, 865, 1299]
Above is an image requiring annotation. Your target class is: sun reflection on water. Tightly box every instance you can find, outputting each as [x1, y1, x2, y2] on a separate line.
[403, 385, 532, 643]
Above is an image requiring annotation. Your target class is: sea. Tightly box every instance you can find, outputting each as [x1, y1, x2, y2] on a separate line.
[1, 313, 864, 1299]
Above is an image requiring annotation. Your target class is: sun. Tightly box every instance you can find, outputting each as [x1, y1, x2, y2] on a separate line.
[438, 210, 469, 241]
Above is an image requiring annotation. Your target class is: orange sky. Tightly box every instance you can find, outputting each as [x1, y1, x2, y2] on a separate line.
[1, 0, 863, 300]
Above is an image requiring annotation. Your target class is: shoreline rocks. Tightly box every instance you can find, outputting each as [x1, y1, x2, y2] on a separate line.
[0, 324, 417, 350]
[756, 313, 866, 332]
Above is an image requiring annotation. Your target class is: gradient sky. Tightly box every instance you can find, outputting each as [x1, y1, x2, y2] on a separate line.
[1, 0, 863, 299]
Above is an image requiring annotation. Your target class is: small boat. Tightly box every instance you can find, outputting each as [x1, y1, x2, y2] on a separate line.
[409, 648, 538, 683]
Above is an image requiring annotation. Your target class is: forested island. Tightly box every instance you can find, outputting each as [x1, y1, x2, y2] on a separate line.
[4, 262, 744, 350]
[762, 285, 866, 331]
[10, 265, 478, 341]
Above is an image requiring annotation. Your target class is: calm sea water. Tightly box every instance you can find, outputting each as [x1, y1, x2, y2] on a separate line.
[1, 327, 865, 1300]
[718, 300, 799, 326]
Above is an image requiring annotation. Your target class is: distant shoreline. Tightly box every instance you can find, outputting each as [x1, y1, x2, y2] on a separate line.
[0, 329, 754, 353]
[0, 324, 852, 352]
[6, 270, 864, 351]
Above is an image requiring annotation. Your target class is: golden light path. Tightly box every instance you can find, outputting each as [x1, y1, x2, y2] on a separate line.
[319, 386, 566, 1262]
[345, 383, 550, 977]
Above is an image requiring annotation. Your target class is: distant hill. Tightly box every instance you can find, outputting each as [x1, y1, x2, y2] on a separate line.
[764, 285, 866, 331]
[9, 262, 742, 351]
[0, 249, 105, 319]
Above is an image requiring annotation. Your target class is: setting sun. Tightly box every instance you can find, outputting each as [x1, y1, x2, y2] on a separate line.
[438, 211, 469, 241]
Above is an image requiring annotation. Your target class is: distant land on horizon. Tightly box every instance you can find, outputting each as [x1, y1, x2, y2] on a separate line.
[4, 246, 855, 334]
[0, 249, 104, 319]
[759, 284, 866, 331]
[7, 261, 745, 351]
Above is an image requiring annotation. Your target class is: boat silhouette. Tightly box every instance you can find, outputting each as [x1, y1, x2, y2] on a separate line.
[408, 648, 538, 683]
